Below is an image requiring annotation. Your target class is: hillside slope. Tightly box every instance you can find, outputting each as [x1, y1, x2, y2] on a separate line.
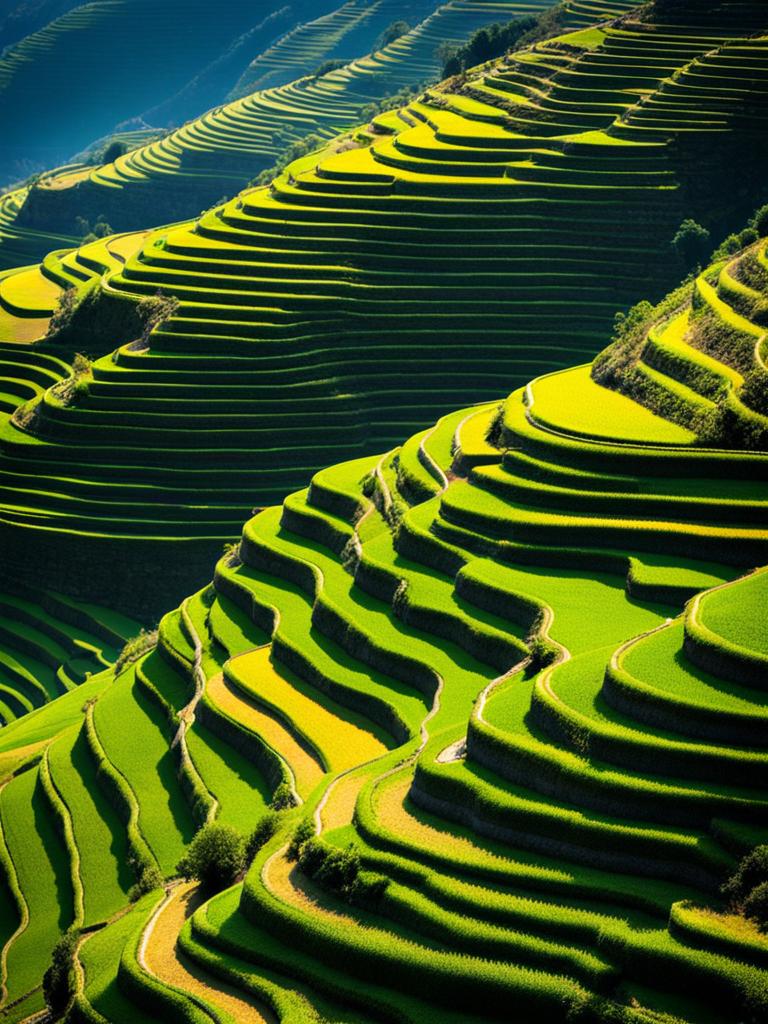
[0, 0, 569, 270]
[0, 221, 766, 1023]
[0, 0, 321, 189]
[1, 1, 767, 616]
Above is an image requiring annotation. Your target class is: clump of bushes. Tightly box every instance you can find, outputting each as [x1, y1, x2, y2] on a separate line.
[43, 929, 79, 1018]
[250, 133, 326, 188]
[128, 860, 162, 902]
[374, 20, 410, 51]
[245, 810, 280, 862]
[297, 836, 389, 905]
[438, 6, 564, 78]
[176, 822, 246, 892]
[114, 627, 158, 676]
[134, 291, 179, 350]
[50, 352, 92, 408]
[722, 845, 768, 931]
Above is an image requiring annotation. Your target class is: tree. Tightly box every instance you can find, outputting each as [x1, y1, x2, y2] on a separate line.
[43, 930, 79, 1018]
[722, 845, 768, 908]
[374, 20, 410, 51]
[176, 823, 245, 892]
[671, 218, 710, 271]
[752, 203, 768, 238]
[745, 882, 768, 932]
[102, 140, 127, 164]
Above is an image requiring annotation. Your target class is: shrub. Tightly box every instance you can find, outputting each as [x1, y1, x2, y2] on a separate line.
[439, 6, 564, 77]
[114, 627, 158, 676]
[671, 219, 711, 271]
[752, 204, 768, 238]
[49, 352, 92, 408]
[128, 862, 162, 902]
[102, 140, 127, 163]
[245, 810, 280, 862]
[251, 133, 326, 188]
[374, 20, 410, 51]
[722, 845, 768, 908]
[744, 883, 768, 933]
[43, 929, 79, 1018]
[287, 817, 314, 860]
[312, 58, 347, 78]
[270, 780, 297, 811]
[176, 822, 245, 892]
[46, 286, 78, 337]
[135, 291, 179, 349]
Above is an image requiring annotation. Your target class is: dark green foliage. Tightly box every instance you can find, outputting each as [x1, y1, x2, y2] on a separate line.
[136, 291, 179, 348]
[102, 140, 128, 164]
[128, 862, 162, 903]
[114, 628, 158, 676]
[711, 226, 759, 261]
[753, 204, 768, 237]
[245, 810, 279, 862]
[297, 837, 388, 905]
[744, 882, 768, 933]
[286, 817, 314, 861]
[360, 83, 426, 126]
[270, 780, 297, 811]
[251, 133, 325, 187]
[439, 6, 564, 77]
[722, 845, 768, 908]
[46, 285, 79, 338]
[176, 822, 245, 892]
[374, 20, 410, 51]
[672, 218, 711, 271]
[527, 636, 559, 673]
[43, 929, 79, 1018]
[312, 59, 347, 78]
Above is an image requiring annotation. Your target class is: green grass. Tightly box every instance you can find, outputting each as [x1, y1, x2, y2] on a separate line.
[0, 765, 73, 1002]
[697, 570, 768, 655]
[48, 726, 132, 925]
[93, 671, 196, 873]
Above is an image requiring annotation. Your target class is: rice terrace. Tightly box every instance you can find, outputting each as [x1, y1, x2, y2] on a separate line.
[1, 0, 768, 1021]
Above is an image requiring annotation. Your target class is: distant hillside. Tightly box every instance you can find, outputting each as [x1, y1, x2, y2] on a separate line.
[0, 0, 567, 269]
[1, 0, 766, 617]
[0, 0, 327, 188]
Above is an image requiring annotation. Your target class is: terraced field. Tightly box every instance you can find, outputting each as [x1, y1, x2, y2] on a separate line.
[1, 1, 767, 616]
[0, 0, 576, 269]
[0, 3, 766, 1022]
[0, 0, 327, 189]
[0, 209, 765, 1021]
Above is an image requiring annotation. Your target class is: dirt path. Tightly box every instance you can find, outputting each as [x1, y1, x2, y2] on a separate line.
[142, 882, 276, 1024]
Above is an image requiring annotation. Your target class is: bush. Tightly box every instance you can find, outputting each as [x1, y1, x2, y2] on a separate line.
[312, 58, 347, 78]
[176, 822, 245, 892]
[114, 627, 158, 676]
[375, 20, 410, 51]
[287, 817, 314, 860]
[128, 862, 162, 902]
[245, 810, 280, 862]
[752, 204, 768, 238]
[270, 780, 297, 810]
[439, 6, 564, 77]
[722, 845, 768, 907]
[671, 219, 710, 271]
[43, 929, 79, 1018]
[46, 286, 78, 337]
[136, 292, 179, 349]
[744, 882, 768, 932]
